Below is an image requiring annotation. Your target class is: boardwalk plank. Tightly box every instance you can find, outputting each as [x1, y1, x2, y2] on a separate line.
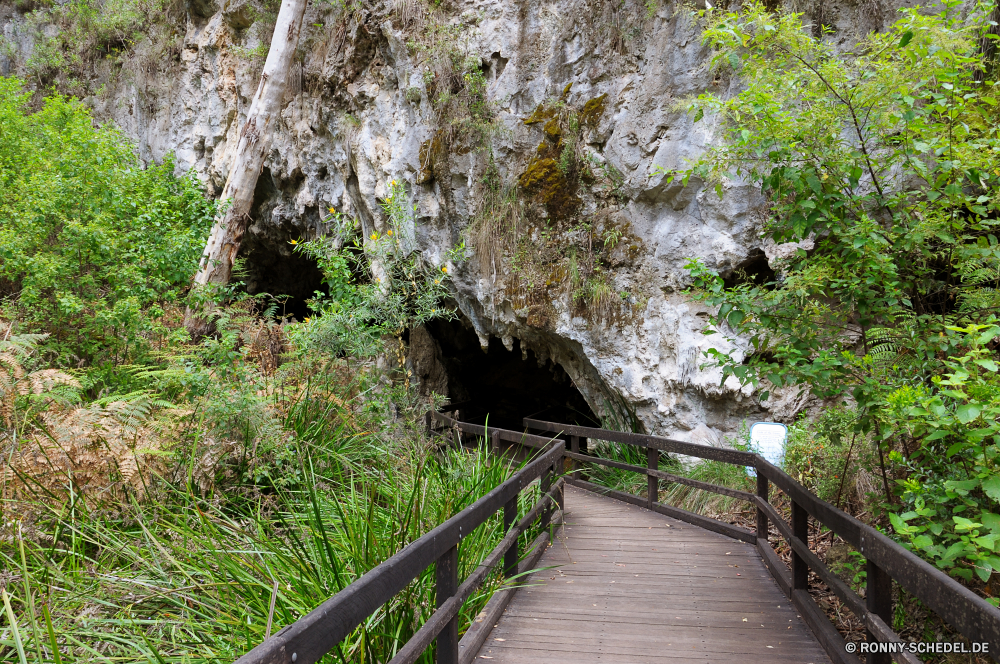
[474, 484, 831, 664]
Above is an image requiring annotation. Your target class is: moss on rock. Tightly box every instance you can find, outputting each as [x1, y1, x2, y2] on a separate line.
[523, 103, 557, 125]
[543, 118, 562, 141]
[517, 157, 580, 219]
[579, 94, 608, 128]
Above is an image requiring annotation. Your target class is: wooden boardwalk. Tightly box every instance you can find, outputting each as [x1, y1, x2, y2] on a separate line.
[475, 485, 831, 663]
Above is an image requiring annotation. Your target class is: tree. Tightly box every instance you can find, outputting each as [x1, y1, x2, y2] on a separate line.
[677, 1, 1000, 583]
[184, 0, 308, 338]
[680, 0, 1000, 411]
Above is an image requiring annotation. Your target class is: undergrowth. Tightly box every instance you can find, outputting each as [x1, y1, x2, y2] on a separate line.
[0, 79, 547, 662]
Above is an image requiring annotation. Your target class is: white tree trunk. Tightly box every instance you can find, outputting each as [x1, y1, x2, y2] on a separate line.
[185, 0, 308, 336]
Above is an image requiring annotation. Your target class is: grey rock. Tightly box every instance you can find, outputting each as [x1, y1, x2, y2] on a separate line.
[0, 0, 933, 441]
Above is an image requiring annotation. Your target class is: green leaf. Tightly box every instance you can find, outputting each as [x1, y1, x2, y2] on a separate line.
[984, 476, 1000, 502]
[956, 403, 983, 424]
[889, 512, 910, 534]
[925, 429, 951, 442]
[953, 567, 974, 581]
[946, 442, 966, 457]
[945, 479, 980, 494]
[975, 359, 999, 372]
[943, 541, 969, 562]
[954, 515, 983, 532]
[982, 512, 1000, 532]
[899, 30, 913, 47]
[693, 107, 704, 123]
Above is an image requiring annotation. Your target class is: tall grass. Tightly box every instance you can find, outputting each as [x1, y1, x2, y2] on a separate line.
[3, 443, 526, 663]
[0, 344, 544, 663]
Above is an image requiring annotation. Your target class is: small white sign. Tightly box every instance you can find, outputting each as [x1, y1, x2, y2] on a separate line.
[746, 421, 788, 477]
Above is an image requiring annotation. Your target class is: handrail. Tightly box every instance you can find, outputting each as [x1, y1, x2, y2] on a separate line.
[524, 417, 756, 464]
[526, 417, 1000, 664]
[233, 421, 565, 664]
[234, 407, 1000, 664]
[433, 410, 553, 448]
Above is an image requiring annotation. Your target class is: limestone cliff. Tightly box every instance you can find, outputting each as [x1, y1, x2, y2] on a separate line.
[0, 0, 919, 441]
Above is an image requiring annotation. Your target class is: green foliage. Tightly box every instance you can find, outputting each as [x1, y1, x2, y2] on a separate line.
[783, 408, 872, 507]
[681, 0, 1000, 406]
[676, 2, 1000, 585]
[294, 180, 454, 357]
[408, 18, 499, 149]
[0, 279, 553, 660]
[0, 78, 215, 367]
[882, 325, 1000, 589]
[5, 426, 544, 661]
[17, 0, 168, 90]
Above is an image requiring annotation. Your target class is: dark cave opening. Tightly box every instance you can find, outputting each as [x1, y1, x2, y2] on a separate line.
[422, 318, 599, 432]
[238, 237, 327, 321]
[237, 167, 327, 321]
[723, 248, 777, 290]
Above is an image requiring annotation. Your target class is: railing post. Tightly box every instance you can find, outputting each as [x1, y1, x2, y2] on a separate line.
[791, 500, 808, 591]
[866, 558, 893, 664]
[647, 446, 658, 508]
[435, 544, 458, 664]
[556, 472, 565, 512]
[756, 473, 769, 543]
[452, 424, 461, 449]
[579, 436, 589, 480]
[540, 465, 552, 530]
[503, 497, 517, 578]
[490, 431, 500, 458]
[569, 435, 580, 480]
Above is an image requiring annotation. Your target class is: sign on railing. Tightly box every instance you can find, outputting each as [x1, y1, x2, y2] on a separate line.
[746, 421, 787, 477]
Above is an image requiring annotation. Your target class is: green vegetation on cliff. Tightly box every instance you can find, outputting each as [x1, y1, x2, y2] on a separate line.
[682, 0, 1000, 590]
[0, 78, 535, 662]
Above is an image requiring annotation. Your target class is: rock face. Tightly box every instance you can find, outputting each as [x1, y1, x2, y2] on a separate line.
[0, 0, 917, 440]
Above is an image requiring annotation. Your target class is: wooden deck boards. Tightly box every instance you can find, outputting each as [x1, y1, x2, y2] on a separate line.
[474, 485, 831, 663]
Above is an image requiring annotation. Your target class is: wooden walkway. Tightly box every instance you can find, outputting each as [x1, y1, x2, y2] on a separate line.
[476, 485, 831, 663]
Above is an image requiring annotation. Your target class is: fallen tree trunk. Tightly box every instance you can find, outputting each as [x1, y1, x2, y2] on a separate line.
[184, 0, 308, 338]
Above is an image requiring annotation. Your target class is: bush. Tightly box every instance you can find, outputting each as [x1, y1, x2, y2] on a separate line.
[0, 77, 215, 368]
[294, 179, 454, 360]
[783, 409, 883, 513]
[677, 0, 1000, 585]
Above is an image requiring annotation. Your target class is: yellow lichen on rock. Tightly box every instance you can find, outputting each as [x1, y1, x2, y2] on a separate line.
[523, 103, 557, 125]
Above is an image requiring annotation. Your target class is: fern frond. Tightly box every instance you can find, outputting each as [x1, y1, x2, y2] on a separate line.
[22, 369, 80, 395]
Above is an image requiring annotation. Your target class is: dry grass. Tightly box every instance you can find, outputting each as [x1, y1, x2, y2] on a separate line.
[4, 399, 169, 502]
[0, 320, 170, 504]
[470, 159, 524, 285]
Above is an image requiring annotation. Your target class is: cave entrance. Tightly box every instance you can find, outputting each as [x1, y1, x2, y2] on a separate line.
[237, 235, 326, 321]
[420, 318, 598, 431]
[236, 168, 327, 321]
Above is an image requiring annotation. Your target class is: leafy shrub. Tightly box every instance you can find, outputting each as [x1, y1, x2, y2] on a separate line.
[294, 179, 454, 359]
[783, 409, 882, 512]
[882, 325, 1000, 588]
[675, 1, 1000, 588]
[0, 77, 215, 367]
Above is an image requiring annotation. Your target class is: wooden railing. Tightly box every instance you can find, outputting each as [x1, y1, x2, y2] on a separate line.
[233, 408, 1000, 664]
[232, 414, 564, 664]
[524, 416, 1000, 664]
